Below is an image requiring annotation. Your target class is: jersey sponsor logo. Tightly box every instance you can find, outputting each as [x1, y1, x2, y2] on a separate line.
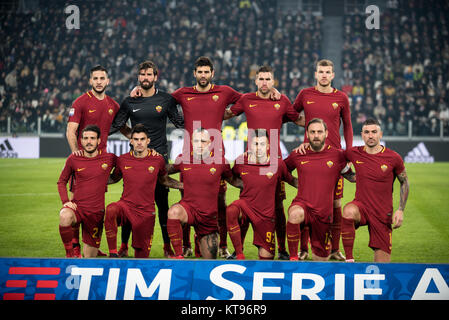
[76, 168, 85, 172]
[306, 101, 315, 104]
[148, 166, 155, 173]
[327, 161, 334, 168]
[300, 161, 309, 165]
[124, 166, 132, 170]
[88, 109, 96, 113]
[380, 164, 388, 172]
[274, 103, 280, 110]
[210, 167, 217, 175]
[212, 95, 219, 101]
[155, 106, 162, 113]
[187, 97, 195, 101]
[332, 102, 339, 109]
[132, 108, 141, 113]
[249, 104, 257, 108]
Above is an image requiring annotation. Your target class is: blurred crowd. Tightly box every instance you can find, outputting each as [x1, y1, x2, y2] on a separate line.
[1, 0, 448, 137]
[0, 0, 321, 134]
[341, 0, 449, 136]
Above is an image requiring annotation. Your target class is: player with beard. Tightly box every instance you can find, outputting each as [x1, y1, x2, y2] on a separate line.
[292, 59, 353, 261]
[110, 61, 184, 257]
[66, 65, 120, 257]
[57, 125, 116, 257]
[284, 118, 355, 261]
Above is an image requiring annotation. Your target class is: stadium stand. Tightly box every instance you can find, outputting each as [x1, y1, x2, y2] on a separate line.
[0, 0, 321, 135]
[341, 0, 449, 136]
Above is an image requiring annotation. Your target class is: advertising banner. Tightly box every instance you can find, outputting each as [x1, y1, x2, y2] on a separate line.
[1, 258, 448, 301]
[0, 137, 39, 159]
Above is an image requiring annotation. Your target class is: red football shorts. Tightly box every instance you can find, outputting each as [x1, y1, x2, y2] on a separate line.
[289, 201, 331, 258]
[179, 200, 218, 238]
[231, 199, 276, 255]
[347, 200, 393, 254]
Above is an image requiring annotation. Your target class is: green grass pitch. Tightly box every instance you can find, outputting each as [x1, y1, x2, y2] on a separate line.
[0, 158, 448, 263]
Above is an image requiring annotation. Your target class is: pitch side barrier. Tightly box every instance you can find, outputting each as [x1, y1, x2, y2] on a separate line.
[0, 258, 448, 301]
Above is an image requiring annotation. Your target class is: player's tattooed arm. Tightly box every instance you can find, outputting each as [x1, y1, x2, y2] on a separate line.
[223, 108, 235, 120]
[397, 169, 409, 211]
[342, 170, 356, 183]
[108, 169, 122, 184]
[159, 174, 183, 189]
[166, 164, 179, 175]
[288, 177, 298, 188]
[225, 174, 244, 189]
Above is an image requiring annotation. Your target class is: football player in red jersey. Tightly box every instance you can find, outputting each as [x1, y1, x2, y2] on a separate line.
[342, 118, 409, 262]
[166, 128, 243, 259]
[292, 59, 353, 261]
[223, 65, 304, 259]
[65, 65, 120, 257]
[57, 125, 116, 258]
[284, 119, 355, 261]
[227, 129, 297, 260]
[105, 124, 183, 258]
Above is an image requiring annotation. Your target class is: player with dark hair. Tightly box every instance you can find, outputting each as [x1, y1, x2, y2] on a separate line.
[57, 125, 116, 257]
[284, 118, 355, 261]
[110, 60, 184, 257]
[223, 64, 304, 259]
[342, 118, 409, 262]
[105, 124, 183, 258]
[292, 59, 353, 261]
[166, 128, 243, 259]
[227, 129, 298, 260]
[65, 65, 120, 257]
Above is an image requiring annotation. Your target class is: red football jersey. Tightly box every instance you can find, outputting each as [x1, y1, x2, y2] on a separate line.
[230, 92, 299, 156]
[345, 146, 405, 224]
[173, 154, 233, 215]
[284, 145, 347, 223]
[172, 85, 241, 152]
[68, 90, 120, 151]
[292, 87, 353, 149]
[233, 155, 294, 220]
[112, 151, 167, 214]
[57, 151, 117, 211]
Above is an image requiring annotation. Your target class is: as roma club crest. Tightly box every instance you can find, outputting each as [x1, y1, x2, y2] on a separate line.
[108, 108, 114, 115]
[327, 161, 334, 168]
[148, 166, 155, 173]
[266, 172, 274, 179]
[155, 105, 162, 113]
[332, 102, 339, 109]
[274, 103, 280, 110]
[101, 163, 109, 170]
[210, 167, 217, 175]
[212, 95, 219, 102]
[381, 164, 388, 172]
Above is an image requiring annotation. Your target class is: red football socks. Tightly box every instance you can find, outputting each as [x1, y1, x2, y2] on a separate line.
[226, 205, 244, 256]
[287, 221, 300, 260]
[59, 225, 74, 257]
[331, 207, 342, 252]
[167, 219, 183, 257]
[341, 217, 355, 260]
